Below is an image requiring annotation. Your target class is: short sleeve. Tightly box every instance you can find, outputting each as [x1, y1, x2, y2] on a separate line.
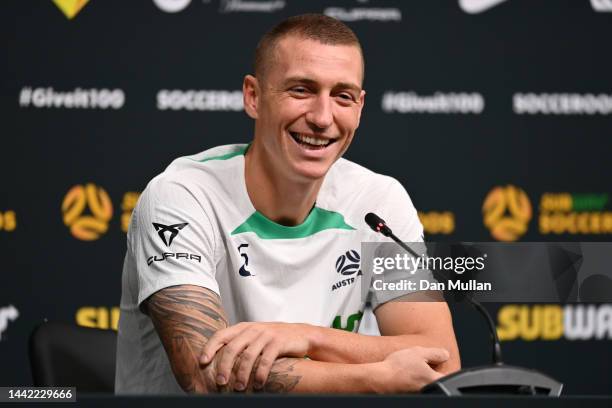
[367, 178, 435, 310]
[128, 176, 219, 306]
[377, 178, 424, 243]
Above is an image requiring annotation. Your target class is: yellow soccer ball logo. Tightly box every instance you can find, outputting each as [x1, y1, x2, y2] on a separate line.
[482, 185, 532, 242]
[62, 183, 113, 241]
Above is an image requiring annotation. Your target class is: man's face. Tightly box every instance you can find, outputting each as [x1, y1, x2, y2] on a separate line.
[249, 36, 365, 182]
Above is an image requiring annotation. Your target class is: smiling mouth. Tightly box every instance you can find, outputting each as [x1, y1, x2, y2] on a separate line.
[290, 132, 336, 150]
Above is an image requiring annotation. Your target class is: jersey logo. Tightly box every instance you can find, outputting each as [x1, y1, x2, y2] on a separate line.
[332, 311, 363, 332]
[331, 250, 362, 291]
[336, 250, 361, 275]
[153, 222, 188, 246]
[238, 243, 254, 277]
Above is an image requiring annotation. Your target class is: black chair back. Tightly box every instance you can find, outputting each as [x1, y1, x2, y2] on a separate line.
[29, 321, 116, 392]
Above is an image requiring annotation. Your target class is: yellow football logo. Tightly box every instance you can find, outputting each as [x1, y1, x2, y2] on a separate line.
[483, 185, 532, 242]
[62, 183, 113, 241]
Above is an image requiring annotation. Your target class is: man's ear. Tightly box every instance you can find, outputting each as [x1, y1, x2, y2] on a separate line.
[356, 90, 366, 126]
[243, 74, 259, 120]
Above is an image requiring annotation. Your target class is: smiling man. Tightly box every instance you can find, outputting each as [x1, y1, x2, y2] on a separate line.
[115, 14, 459, 394]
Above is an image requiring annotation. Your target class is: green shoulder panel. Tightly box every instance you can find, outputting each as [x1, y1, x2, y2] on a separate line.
[199, 144, 249, 162]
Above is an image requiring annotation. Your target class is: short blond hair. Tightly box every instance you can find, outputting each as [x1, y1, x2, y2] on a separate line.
[254, 13, 364, 82]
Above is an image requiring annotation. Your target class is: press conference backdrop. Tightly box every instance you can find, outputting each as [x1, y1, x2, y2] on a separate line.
[2, 0, 611, 394]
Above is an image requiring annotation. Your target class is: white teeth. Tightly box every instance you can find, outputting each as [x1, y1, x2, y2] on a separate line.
[293, 133, 331, 146]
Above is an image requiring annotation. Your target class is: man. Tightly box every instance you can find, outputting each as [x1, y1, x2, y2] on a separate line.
[115, 14, 459, 394]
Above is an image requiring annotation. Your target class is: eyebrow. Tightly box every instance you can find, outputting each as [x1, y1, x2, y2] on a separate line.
[283, 76, 362, 93]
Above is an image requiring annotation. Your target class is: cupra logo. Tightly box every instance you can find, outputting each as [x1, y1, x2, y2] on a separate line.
[153, 222, 189, 246]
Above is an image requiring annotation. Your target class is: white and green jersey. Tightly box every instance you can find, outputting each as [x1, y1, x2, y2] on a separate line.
[115, 144, 424, 394]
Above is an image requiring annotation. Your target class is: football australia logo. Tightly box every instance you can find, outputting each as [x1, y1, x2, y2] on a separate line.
[482, 185, 532, 242]
[62, 183, 113, 241]
[331, 250, 362, 291]
[336, 250, 361, 275]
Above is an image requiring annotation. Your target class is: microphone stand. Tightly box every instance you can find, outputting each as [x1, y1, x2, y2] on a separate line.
[364, 213, 563, 396]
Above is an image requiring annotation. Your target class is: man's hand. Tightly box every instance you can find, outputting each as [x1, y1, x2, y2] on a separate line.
[374, 347, 449, 393]
[199, 322, 315, 390]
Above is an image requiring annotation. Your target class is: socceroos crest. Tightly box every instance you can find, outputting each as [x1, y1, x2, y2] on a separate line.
[332, 250, 362, 291]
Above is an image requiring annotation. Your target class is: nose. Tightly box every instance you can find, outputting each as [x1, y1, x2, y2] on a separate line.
[306, 95, 333, 130]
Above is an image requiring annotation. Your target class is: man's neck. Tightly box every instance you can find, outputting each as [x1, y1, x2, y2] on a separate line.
[244, 141, 324, 226]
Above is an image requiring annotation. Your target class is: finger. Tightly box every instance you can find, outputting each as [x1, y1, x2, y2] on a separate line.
[215, 329, 260, 386]
[201, 324, 247, 365]
[421, 347, 450, 365]
[234, 336, 271, 391]
[418, 366, 444, 391]
[253, 341, 281, 389]
[425, 365, 445, 384]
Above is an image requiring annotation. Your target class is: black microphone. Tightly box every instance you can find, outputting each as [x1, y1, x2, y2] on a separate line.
[364, 212, 563, 396]
[365, 212, 502, 364]
[365, 212, 420, 258]
[364, 212, 392, 237]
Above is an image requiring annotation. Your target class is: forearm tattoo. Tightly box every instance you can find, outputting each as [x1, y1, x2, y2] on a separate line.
[146, 285, 303, 393]
[260, 358, 302, 393]
[147, 285, 228, 393]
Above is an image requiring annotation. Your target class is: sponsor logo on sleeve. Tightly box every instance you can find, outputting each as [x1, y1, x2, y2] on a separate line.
[153, 222, 189, 246]
[147, 222, 202, 266]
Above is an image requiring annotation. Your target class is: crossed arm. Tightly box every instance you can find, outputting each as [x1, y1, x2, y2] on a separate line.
[146, 285, 304, 393]
[145, 285, 460, 394]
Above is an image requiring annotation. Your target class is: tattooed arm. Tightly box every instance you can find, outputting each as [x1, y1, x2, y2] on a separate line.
[145, 284, 226, 393]
[145, 284, 448, 394]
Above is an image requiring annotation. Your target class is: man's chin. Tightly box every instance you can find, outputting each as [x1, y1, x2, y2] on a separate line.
[290, 163, 332, 182]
